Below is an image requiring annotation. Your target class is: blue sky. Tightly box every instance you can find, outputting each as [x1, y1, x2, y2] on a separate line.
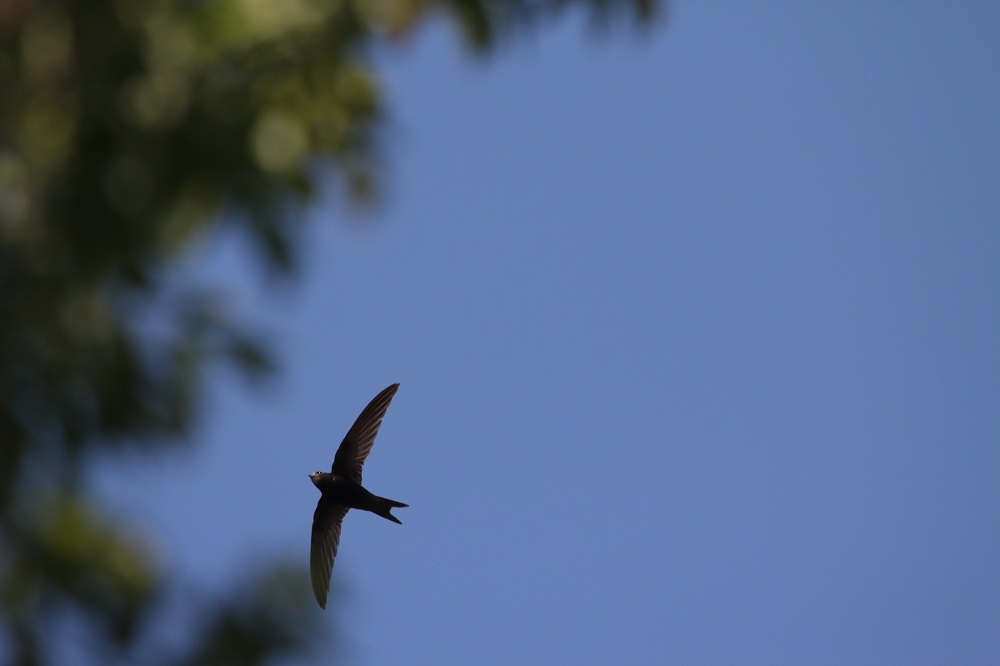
[98, 3, 1000, 664]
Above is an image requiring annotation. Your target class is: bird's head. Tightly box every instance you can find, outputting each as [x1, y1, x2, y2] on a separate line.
[308, 471, 324, 488]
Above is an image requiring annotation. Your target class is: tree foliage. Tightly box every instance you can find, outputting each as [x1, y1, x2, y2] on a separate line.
[0, 1, 660, 663]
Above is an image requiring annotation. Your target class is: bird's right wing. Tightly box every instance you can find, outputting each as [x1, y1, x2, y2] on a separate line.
[310, 499, 349, 609]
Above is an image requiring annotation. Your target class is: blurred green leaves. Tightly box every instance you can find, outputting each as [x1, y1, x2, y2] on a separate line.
[0, 0, 660, 663]
[178, 564, 323, 666]
[2, 494, 159, 646]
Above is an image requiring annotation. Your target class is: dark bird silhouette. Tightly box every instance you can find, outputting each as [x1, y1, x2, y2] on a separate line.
[309, 382, 407, 609]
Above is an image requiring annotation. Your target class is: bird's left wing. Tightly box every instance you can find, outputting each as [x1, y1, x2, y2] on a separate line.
[332, 383, 399, 483]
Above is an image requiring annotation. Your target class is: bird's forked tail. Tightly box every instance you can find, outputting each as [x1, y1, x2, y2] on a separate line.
[375, 496, 407, 524]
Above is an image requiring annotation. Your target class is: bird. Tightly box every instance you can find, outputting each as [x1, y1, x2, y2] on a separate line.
[309, 382, 407, 609]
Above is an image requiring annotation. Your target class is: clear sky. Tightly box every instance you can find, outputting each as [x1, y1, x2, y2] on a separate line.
[97, 2, 1000, 664]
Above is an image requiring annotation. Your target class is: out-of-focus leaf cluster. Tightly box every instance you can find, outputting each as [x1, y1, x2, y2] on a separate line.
[0, 0, 659, 664]
[176, 564, 323, 666]
[1, 493, 160, 662]
[1, 0, 391, 501]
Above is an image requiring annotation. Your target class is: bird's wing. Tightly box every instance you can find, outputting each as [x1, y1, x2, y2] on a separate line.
[310, 499, 349, 609]
[332, 383, 399, 483]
